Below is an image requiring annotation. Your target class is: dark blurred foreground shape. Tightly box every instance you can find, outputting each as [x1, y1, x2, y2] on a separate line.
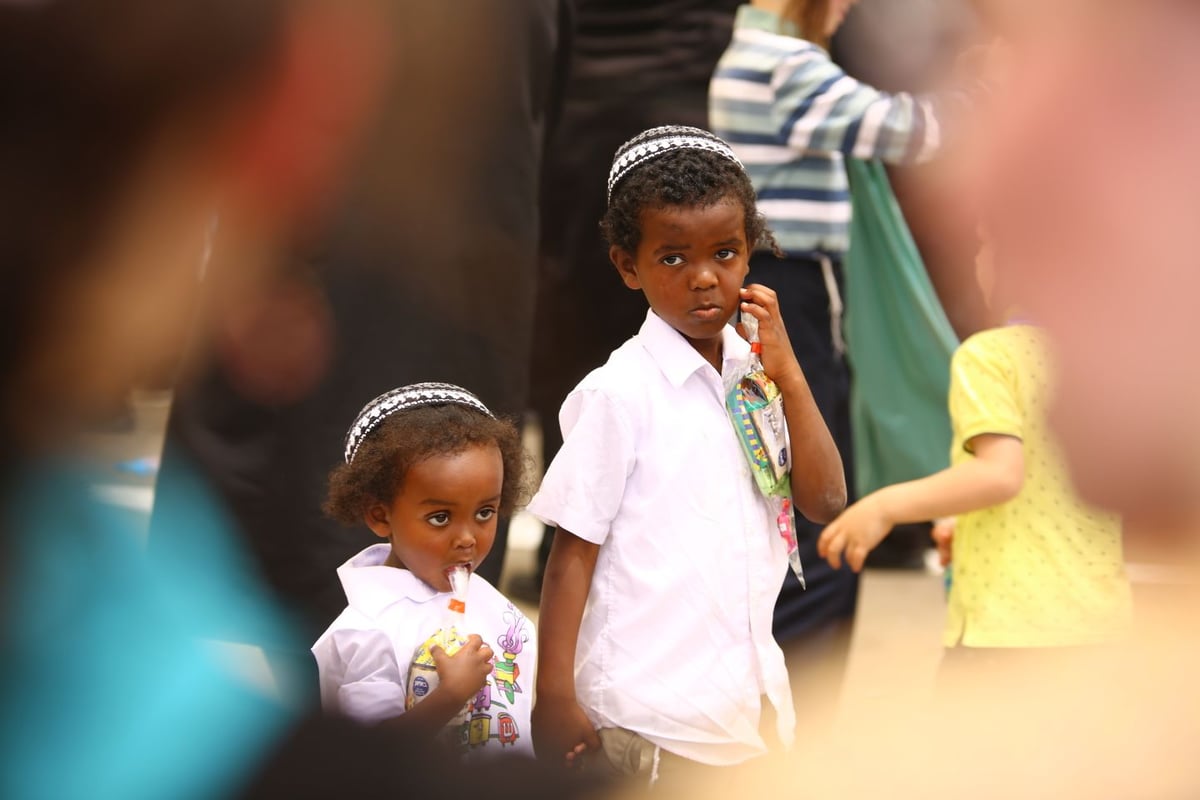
[0, 1, 604, 797]
[153, 0, 570, 688]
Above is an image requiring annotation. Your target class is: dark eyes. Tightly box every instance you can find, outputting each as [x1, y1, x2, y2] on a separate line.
[659, 249, 738, 267]
[426, 507, 497, 527]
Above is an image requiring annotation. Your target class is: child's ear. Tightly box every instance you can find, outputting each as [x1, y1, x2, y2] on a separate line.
[610, 246, 641, 290]
[364, 503, 392, 539]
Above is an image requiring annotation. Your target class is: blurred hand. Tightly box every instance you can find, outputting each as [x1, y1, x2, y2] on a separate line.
[932, 517, 956, 568]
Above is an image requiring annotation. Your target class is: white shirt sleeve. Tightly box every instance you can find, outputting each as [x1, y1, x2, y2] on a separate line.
[315, 626, 408, 725]
[525, 389, 636, 544]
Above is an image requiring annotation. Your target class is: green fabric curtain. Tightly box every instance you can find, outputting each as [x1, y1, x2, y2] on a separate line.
[844, 158, 958, 495]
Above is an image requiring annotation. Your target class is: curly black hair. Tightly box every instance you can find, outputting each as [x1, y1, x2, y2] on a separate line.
[325, 404, 529, 526]
[601, 147, 778, 256]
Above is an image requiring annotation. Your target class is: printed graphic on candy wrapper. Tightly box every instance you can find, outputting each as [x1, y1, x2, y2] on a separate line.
[493, 606, 528, 706]
[465, 605, 529, 749]
[405, 604, 530, 753]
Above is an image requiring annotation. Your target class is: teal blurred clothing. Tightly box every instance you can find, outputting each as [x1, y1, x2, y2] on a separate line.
[0, 459, 300, 800]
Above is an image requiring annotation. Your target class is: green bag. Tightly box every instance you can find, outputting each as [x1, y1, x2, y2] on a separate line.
[844, 158, 958, 495]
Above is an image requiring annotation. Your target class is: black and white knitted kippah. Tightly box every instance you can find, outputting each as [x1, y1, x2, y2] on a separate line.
[607, 125, 744, 203]
[343, 382, 494, 463]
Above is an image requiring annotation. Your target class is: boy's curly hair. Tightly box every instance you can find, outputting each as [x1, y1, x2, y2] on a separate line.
[325, 404, 529, 526]
[600, 147, 778, 256]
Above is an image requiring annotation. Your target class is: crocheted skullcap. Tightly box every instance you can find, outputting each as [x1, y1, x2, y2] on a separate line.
[606, 125, 744, 203]
[343, 382, 494, 464]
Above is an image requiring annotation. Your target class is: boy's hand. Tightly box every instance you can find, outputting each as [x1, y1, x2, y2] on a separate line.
[738, 284, 804, 389]
[932, 517, 956, 567]
[531, 696, 600, 769]
[431, 635, 494, 705]
[817, 493, 894, 572]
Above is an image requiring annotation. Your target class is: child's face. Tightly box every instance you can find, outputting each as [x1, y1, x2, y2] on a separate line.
[365, 444, 502, 592]
[611, 197, 750, 364]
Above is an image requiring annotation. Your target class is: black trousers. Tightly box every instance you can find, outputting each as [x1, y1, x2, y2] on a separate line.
[748, 252, 860, 642]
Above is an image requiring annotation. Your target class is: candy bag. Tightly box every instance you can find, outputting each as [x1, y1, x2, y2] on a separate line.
[727, 313, 806, 588]
[406, 566, 473, 748]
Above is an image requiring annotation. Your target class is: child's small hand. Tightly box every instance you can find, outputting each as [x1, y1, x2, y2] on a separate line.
[738, 284, 803, 389]
[932, 517, 956, 568]
[431, 634, 494, 705]
[817, 493, 893, 572]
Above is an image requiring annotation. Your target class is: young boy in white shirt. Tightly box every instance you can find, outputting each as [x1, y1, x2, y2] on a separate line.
[527, 126, 846, 784]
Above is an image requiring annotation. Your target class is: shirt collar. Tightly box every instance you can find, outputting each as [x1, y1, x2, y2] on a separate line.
[735, 4, 799, 37]
[337, 543, 443, 618]
[637, 308, 751, 389]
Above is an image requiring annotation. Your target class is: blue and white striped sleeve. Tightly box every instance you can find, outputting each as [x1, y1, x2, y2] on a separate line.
[768, 45, 957, 165]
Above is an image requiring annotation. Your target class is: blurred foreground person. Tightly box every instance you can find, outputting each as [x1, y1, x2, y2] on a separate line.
[0, 2, 598, 798]
[979, 0, 1200, 534]
[153, 2, 567, 687]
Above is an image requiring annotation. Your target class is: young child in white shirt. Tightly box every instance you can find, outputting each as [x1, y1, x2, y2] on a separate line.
[527, 126, 846, 783]
[312, 382, 536, 760]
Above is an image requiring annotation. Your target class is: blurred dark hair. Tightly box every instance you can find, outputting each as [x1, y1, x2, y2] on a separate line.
[0, 0, 287, 432]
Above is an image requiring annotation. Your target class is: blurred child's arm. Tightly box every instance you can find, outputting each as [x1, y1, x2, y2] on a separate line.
[818, 433, 1024, 572]
[739, 284, 847, 523]
[380, 635, 494, 740]
[533, 528, 602, 767]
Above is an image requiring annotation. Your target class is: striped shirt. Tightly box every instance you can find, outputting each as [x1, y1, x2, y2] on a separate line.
[710, 5, 950, 258]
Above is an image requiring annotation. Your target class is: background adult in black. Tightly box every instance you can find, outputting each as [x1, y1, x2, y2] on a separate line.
[525, 0, 742, 594]
[152, 0, 569, 693]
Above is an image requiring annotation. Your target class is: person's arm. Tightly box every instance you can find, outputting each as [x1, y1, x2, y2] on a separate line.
[532, 528, 602, 767]
[764, 44, 972, 165]
[739, 283, 846, 523]
[818, 433, 1023, 572]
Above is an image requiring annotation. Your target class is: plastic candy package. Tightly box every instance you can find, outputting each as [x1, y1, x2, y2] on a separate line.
[406, 565, 473, 747]
[726, 313, 806, 588]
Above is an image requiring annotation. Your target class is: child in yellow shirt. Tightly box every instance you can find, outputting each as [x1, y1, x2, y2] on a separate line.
[818, 239, 1131, 654]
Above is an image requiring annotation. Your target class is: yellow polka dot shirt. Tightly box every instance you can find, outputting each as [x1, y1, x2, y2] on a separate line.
[944, 325, 1132, 648]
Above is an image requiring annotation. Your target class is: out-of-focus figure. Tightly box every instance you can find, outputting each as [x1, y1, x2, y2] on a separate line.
[0, 1, 389, 797]
[979, 1, 1200, 535]
[152, 0, 568, 696]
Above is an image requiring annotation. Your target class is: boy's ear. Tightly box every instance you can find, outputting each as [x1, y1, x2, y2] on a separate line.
[610, 246, 641, 290]
[364, 503, 392, 539]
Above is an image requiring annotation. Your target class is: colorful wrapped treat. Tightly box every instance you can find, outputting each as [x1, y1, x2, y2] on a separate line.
[726, 314, 806, 587]
[405, 565, 473, 748]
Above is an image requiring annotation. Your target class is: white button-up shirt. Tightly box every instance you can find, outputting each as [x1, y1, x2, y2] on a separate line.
[312, 544, 536, 759]
[527, 310, 795, 766]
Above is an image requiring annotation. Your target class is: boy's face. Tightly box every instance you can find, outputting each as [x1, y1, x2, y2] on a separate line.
[611, 198, 750, 366]
[364, 444, 501, 592]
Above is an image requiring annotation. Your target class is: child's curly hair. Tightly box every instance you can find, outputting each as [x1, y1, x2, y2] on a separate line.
[601, 147, 779, 256]
[325, 404, 529, 526]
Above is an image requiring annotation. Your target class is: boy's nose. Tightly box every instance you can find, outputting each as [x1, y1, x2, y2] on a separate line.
[690, 263, 719, 289]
